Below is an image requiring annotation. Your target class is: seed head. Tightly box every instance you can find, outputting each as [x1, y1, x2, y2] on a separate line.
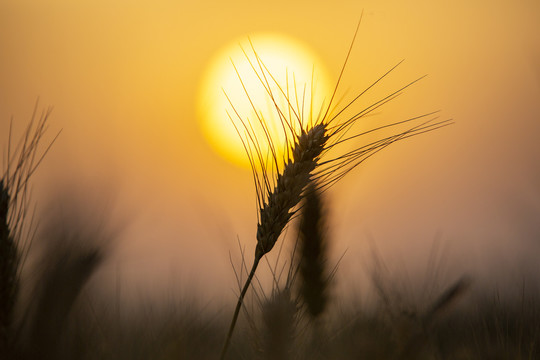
[256, 125, 327, 258]
[228, 41, 451, 262]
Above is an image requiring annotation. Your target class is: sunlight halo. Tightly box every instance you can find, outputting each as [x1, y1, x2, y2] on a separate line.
[198, 33, 332, 168]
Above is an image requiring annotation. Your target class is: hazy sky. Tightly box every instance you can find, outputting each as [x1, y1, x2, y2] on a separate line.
[1, 0, 539, 305]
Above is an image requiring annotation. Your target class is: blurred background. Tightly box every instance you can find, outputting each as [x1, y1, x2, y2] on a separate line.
[1, 0, 539, 307]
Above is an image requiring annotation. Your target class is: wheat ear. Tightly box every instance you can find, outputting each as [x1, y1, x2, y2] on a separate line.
[0, 104, 58, 357]
[297, 181, 328, 320]
[220, 125, 328, 359]
[256, 124, 328, 258]
[220, 18, 452, 358]
[0, 180, 16, 355]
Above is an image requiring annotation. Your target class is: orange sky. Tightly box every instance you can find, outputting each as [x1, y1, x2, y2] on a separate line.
[1, 0, 540, 304]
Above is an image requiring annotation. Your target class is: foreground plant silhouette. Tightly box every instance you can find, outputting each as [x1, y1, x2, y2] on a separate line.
[219, 20, 452, 359]
[0, 105, 58, 357]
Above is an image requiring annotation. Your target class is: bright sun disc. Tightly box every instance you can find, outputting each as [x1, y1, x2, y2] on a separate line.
[198, 33, 332, 168]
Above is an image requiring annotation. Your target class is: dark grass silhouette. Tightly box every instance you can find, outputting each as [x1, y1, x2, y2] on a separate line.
[0, 104, 58, 358]
[296, 181, 332, 359]
[261, 289, 297, 360]
[0, 179, 17, 357]
[297, 181, 329, 321]
[22, 243, 102, 360]
[18, 195, 108, 360]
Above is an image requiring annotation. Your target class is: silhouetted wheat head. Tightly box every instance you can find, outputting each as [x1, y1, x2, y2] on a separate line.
[297, 181, 329, 321]
[0, 104, 58, 357]
[0, 179, 16, 354]
[220, 20, 452, 359]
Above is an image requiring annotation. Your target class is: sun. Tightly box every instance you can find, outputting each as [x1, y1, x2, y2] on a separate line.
[198, 33, 333, 168]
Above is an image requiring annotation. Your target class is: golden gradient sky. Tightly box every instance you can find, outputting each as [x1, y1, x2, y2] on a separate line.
[1, 0, 540, 303]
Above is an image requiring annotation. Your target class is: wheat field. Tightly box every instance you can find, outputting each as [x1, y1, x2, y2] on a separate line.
[1, 57, 539, 360]
[2, 4, 540, 358]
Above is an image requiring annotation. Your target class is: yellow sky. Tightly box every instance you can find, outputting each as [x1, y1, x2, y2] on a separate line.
[1, 0, 539, 302]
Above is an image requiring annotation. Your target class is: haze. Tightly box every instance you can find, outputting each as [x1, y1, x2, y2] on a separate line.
[1, 0, 539, 306]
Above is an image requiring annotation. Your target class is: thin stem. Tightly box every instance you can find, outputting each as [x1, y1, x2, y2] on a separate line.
[220, 253, 261, 360]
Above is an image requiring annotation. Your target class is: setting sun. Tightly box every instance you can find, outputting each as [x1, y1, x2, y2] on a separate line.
[198, 33, 332, 168]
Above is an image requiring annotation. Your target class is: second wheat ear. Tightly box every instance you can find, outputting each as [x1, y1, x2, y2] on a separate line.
[220, 20, 452, 359]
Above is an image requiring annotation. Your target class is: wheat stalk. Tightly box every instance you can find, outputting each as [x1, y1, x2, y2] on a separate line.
[220, 18, 452, 358]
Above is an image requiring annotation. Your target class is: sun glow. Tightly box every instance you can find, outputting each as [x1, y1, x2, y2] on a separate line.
[198, 33, 332, 168]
